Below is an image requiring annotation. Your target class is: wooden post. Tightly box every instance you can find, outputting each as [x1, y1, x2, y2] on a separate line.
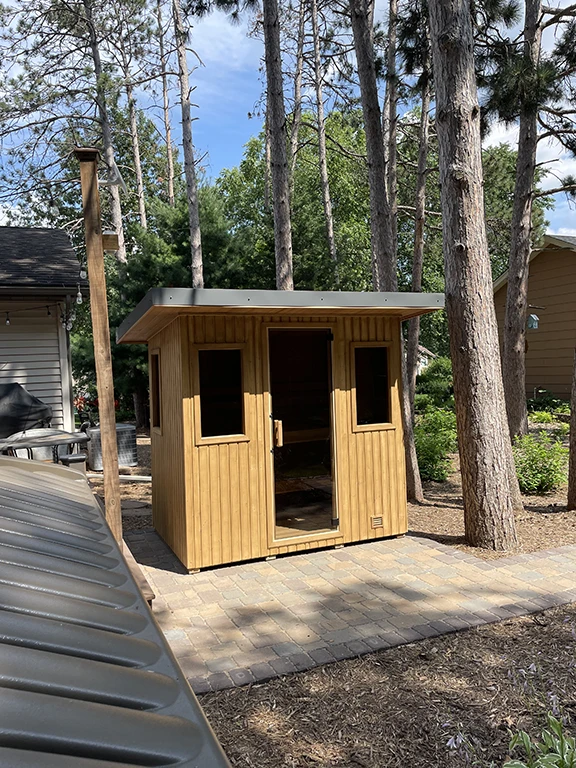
[75, 147, 122, 541]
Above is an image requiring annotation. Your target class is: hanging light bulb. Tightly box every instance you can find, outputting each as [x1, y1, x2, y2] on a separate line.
[80, 267, 87, 280]
[4, 313, 9, 326]
[70, 310, 76, 322]
[66, 319, 73, 331]
[76, 285, 83, 305]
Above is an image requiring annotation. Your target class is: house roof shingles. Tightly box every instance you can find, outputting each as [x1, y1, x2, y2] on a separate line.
[0, 226, 84, 289]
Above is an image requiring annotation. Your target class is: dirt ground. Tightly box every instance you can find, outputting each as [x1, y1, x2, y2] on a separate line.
[201, 605, 576, 768]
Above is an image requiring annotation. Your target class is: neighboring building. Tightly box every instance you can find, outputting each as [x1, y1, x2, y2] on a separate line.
[417, 344, 437, 375]
[494, 234, 576, 399]
[0, 226, 86, 431]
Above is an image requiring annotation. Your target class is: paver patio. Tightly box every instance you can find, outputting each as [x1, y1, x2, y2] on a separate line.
[124, 530, 576, 693]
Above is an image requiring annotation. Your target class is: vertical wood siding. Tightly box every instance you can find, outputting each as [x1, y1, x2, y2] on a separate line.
[494, 246, 576, 398]
[0, 302, 72, 429]
[148, 319, 188, 565]
[150, 313, 407, 570]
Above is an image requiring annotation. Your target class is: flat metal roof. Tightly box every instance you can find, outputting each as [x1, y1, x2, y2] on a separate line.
[117, 287, 445, 344]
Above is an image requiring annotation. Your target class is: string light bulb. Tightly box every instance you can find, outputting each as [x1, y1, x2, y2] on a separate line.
[76, 285, 83, 305]
[80, 268, 87, 280]
[5, 313, 9, 326]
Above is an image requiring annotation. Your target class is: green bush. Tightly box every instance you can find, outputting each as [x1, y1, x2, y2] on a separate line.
[505, 714, 575, 768]
[413, 393, 434, 414]
[414, 408, 458, 482]
[528, 410, 554, 424]
[554, 422, 570, 438]
[415, 357, 454, 410]
[527, 390, 568, 413]
[513, 433, 568, 494]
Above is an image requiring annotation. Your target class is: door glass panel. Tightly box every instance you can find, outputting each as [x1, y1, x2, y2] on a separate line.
[269, 329, 337, 539]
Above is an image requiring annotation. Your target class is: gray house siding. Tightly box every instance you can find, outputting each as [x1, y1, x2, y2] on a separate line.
[0, 301, 74, 431]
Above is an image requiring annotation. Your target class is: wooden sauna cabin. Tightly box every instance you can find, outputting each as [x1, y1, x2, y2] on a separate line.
[117, 288, 444, 570]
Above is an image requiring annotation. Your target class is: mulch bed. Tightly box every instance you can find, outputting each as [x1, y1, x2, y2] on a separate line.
[201, 605, 576, 768]
[408, 465, 576, 561]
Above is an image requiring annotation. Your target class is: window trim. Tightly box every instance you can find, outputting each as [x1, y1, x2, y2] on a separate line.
[192, 343, 250, 446]
[350, 341, 395, 433]
[150, 348, 162, 435]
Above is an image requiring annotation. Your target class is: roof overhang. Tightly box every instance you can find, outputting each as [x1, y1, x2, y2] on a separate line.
[0, 285, 88, 298]
[493, 234, 576, 293]
[117, 288, 445, 344]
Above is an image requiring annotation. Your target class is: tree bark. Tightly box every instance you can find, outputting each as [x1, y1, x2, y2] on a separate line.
[157, 0, 175, 207]
[264, 107, 272, 212]
[349, 0, 394, 291]
[173, 0, 203, 287]
[383, 0, 398, 256]
[125, 77, 147, 229]
[502, 0, 542, 438]
[311, 0, 337, 264]
[83, 0, 127, 264]
[133, 388, 148, 430]
[568, 348, 576, 509]
[428, 0, 520, 549]
[263, 0, 294, 290]
[289, 0, 305, 194]
[406, 73, 431, 410]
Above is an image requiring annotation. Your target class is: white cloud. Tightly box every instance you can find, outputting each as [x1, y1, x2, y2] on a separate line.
[190, 10, 262, 72]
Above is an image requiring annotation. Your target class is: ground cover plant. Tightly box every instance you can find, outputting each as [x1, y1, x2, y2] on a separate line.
[513, 433, 568, 495]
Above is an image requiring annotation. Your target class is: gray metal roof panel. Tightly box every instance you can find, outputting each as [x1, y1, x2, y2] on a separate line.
[117, 287, 445, 342]
[0, 456, 230, 767]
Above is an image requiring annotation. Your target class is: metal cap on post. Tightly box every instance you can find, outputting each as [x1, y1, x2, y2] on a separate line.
[74, 147, 122, 541]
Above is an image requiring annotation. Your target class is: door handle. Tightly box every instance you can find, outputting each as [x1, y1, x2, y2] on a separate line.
[273, 419, 283, 447]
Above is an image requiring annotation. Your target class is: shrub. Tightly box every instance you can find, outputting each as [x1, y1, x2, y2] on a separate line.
[554, 422, 570, 438]
[528, 410, 554, 424]
[505, 714, 575, 768]
[415, 357, 454, 410]
[513, 433, 568, 494]
[413, 393, 434, 414]
[414, 408, 458, 482]
[527, 390, 568, 413]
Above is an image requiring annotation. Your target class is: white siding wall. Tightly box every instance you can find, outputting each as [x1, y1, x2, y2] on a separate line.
[0, 301, 73, 430]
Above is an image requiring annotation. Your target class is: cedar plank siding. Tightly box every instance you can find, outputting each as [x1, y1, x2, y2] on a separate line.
[0, 301, 73, 430]
[494, 245, 576, 399]
[149, 313, 408, 571]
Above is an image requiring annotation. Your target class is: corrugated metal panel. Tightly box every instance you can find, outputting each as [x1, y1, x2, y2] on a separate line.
[0, 456, 230, 768]
[0, 304, 66, 428]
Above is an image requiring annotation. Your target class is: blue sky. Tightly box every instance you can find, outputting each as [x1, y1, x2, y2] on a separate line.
[177, 5, 576, 235]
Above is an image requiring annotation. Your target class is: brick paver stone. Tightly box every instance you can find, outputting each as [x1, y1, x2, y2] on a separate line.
[124, 531, 576, 693]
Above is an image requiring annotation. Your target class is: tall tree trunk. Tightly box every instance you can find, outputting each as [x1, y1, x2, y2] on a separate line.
[428, 0, 520, 549]
[126, 79, 147, 229]
[568, 348, 576, 509]
[157, 0, 175, 206]
[173, 0, 203, 288]
[502, 0, 542, 438]
[310, 0, 336, 264]
[406, 72, 431, 409]
[264, 106, 272, 212]
[263, 0, 294, 290]
[349, 0, 394, 291]
[289, 0, 305, 193]
[383, 0, 398, 255]
[83, 0, 127, 264]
